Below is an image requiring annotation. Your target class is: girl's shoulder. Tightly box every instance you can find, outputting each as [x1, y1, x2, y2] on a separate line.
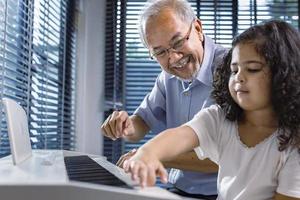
[201, 104, 227, 119]
[193, 104, 232, 128]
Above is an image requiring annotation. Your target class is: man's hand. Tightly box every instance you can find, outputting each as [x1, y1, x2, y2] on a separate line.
[116, 148, 137, 168]
[101, 111, 135, 140]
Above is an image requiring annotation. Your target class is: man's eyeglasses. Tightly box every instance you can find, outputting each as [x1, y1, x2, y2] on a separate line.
[149, 21, 194, 60]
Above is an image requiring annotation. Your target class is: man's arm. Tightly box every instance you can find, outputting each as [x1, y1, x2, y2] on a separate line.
[163, 151, 218, 173]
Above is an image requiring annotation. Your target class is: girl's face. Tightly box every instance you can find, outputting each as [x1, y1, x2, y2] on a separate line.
[229, 43, 273, 112]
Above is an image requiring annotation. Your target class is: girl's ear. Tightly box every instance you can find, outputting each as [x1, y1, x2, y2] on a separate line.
[194, 18, 204, 42]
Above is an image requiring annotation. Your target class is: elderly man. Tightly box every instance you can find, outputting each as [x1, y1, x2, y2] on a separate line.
[101, 0, 226, 199]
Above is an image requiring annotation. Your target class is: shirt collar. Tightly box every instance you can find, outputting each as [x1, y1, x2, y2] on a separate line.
[196, 35, 216, 86]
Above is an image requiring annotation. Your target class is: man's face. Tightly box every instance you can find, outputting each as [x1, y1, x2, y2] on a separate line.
[145, 9, 204, 80]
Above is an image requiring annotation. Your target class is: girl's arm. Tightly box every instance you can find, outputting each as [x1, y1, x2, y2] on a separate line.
[163, 152, 218, 172]
[123, 125, 199, 187]
[274, 193, 300, 200]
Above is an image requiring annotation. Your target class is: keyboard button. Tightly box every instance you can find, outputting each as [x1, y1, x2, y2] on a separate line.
[64, 155, 132, 189]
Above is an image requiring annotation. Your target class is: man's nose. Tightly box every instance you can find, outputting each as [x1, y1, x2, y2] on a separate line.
[167, 48, 182, 64]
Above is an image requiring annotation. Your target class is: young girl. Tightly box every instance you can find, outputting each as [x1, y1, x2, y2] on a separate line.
[123, 20, 300, 200]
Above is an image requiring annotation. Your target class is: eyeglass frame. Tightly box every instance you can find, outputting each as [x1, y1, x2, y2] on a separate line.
[149, 20, 194, 60]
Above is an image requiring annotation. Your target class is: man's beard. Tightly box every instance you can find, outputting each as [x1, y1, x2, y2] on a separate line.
[170, 55, 200, 82]
[177, 64, 200, 83]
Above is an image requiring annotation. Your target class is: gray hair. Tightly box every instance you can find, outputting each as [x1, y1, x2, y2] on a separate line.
[138, 0, 196, 48]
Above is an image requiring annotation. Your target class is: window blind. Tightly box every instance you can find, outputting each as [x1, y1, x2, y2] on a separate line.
[124, 0, 161, 153]
[238, 0, 298, 34]
[0, 0, 77, 157]
[103, 0, 126, 163]
[104, 0, 299, 163]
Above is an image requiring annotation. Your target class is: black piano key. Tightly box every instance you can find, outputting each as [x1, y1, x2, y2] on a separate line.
[64, 155, 132, 189]
[69, 172, 116, 179]
[67, 169, 108, 175]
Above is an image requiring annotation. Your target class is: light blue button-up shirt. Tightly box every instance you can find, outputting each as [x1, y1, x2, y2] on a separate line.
[134, 35, 227, 195]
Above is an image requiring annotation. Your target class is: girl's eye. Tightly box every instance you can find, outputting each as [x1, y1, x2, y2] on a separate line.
[247, 68, 261, 73]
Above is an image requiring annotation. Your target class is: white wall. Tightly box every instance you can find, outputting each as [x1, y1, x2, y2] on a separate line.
[75, 0, 106, 155]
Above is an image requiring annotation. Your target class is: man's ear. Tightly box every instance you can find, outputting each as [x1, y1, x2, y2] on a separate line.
[194, 18, 204, 42]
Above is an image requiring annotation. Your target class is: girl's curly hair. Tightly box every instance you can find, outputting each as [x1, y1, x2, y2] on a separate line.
[212, 20, 300, 153]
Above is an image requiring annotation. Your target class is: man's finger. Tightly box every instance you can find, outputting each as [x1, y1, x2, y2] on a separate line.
[103, 121, 117, 140]
[110, 124, 118, 140]
[108, 111, 119, 138]
[116, 111, 128, 137]
[123, 118, 134, 136]
[100, 114, 112, 136]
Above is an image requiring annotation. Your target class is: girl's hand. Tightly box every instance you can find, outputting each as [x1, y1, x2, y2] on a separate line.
[123, 149, 168, 188]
